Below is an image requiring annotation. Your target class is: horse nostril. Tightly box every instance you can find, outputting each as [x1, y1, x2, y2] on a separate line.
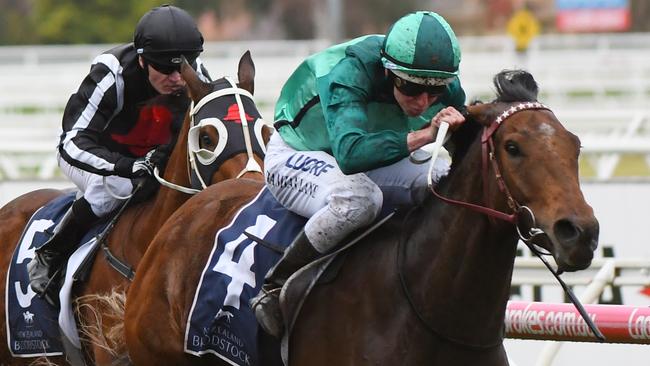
[585, 220, 600, 250]
[554, 219, 580, 242]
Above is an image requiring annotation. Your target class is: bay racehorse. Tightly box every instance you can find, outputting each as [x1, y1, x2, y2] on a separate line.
[0, 51, 270, 365]
[123, 69, 599, 365]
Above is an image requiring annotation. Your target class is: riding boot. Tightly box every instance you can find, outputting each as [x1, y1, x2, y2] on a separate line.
[27, 197, 99, 304]
[251, 230, 320, 338]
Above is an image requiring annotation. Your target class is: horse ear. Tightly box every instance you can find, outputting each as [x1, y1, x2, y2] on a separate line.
[237, 50, 255, 95]
[466, 103, 494, 127]
[180, 56, 212, 103]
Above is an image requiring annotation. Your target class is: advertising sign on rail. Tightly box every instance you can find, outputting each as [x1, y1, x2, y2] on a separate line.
[555, 0, 631, 32]
[506, 301, 650, 344]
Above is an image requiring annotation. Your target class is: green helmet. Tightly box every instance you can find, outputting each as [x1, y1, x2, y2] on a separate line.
[381, 11, 461, 85]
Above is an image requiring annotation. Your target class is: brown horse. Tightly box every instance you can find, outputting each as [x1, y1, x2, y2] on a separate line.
[0, 51, 270, 365]
[124, 70, 599, 365]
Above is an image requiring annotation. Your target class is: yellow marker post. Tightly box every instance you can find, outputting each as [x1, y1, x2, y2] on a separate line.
[507, 9, 540, 53]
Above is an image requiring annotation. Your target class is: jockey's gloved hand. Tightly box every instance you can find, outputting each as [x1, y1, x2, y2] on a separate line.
[130, 174, 160, 204]
[115, 154, 155, 178]
[146, 145, 172, 171]
[133, 154, 155, 177]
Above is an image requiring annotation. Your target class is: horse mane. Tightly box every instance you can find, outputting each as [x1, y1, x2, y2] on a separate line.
[446, 111, 481, 168]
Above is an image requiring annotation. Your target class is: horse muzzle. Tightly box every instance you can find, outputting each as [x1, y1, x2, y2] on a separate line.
[550, 216, 600, 273]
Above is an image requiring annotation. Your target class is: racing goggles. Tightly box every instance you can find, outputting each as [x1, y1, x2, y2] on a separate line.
[146, 52, 199, 75]
[149, 61, 181, 75]
[392, 73, 447, 97]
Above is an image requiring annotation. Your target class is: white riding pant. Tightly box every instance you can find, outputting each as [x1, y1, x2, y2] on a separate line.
[58, 153, 134, 217]
[264, 133, 450, 253]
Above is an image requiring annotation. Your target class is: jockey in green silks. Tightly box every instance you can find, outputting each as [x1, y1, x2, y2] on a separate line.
[251, 11, 468, 337]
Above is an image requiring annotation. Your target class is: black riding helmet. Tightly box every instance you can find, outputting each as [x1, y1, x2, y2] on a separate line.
[134, 5, 204, 67]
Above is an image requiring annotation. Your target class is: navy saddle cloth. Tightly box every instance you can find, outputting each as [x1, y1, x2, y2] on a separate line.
[6, 192, 108, 357]
[184, 187, 305, 365]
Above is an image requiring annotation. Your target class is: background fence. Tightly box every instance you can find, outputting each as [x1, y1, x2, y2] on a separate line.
[1, 34, 650, 182]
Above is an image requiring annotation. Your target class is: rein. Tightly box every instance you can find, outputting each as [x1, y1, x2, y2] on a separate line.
[153, 166, 200, 194]
[399, 102, 604, 349]
[396, 207, 505, 350]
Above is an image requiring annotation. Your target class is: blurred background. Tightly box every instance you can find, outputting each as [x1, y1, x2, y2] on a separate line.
[2, 0, 650, 43]
[0, 1, 649, 365]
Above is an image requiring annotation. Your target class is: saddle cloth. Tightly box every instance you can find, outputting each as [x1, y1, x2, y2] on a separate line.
[185, 186, 397, 365]
[6, 192, 109, 357]
[184, 187, 305, 365]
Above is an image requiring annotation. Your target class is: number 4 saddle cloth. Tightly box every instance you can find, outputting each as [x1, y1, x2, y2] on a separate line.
[184, 187, 303, 365]
[185, 185, 396, 366]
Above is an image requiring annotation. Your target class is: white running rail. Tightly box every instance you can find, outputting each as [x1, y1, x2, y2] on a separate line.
[3, 35, 650, 181]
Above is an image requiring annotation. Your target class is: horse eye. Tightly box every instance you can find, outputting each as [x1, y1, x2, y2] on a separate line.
[504, 141, 520, 156]
[200, 133, 214, 148]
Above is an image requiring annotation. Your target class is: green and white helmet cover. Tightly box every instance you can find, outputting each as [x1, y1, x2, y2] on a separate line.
[381, 11, 461, 86]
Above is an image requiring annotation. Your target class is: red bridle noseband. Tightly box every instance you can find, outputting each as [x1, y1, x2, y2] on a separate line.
[430, 102, 550, 225]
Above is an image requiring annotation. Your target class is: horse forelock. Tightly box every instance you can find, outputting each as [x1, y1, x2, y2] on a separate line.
[492, 69, 539, 103]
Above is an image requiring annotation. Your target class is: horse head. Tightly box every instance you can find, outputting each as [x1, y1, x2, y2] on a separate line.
[161, 51, 271, 194]
[464, 70, 599, 273]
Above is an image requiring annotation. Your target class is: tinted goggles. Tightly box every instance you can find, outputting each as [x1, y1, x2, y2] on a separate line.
[149, 61, 181, 75]
[146, 52, 199, 75]
[392, 74, 446, 97]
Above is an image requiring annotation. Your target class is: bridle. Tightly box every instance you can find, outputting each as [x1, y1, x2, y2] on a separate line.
[154, 76, 266, 194]
[398, 102, 604, 349]
[429, 102, 550, 236]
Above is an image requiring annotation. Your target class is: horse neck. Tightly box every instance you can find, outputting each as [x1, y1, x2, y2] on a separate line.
[143, 115, 193, 232]
[404, 137, 519, 346]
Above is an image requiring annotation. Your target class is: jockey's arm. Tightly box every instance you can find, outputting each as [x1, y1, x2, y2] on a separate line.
[59, 63, 127, 176]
